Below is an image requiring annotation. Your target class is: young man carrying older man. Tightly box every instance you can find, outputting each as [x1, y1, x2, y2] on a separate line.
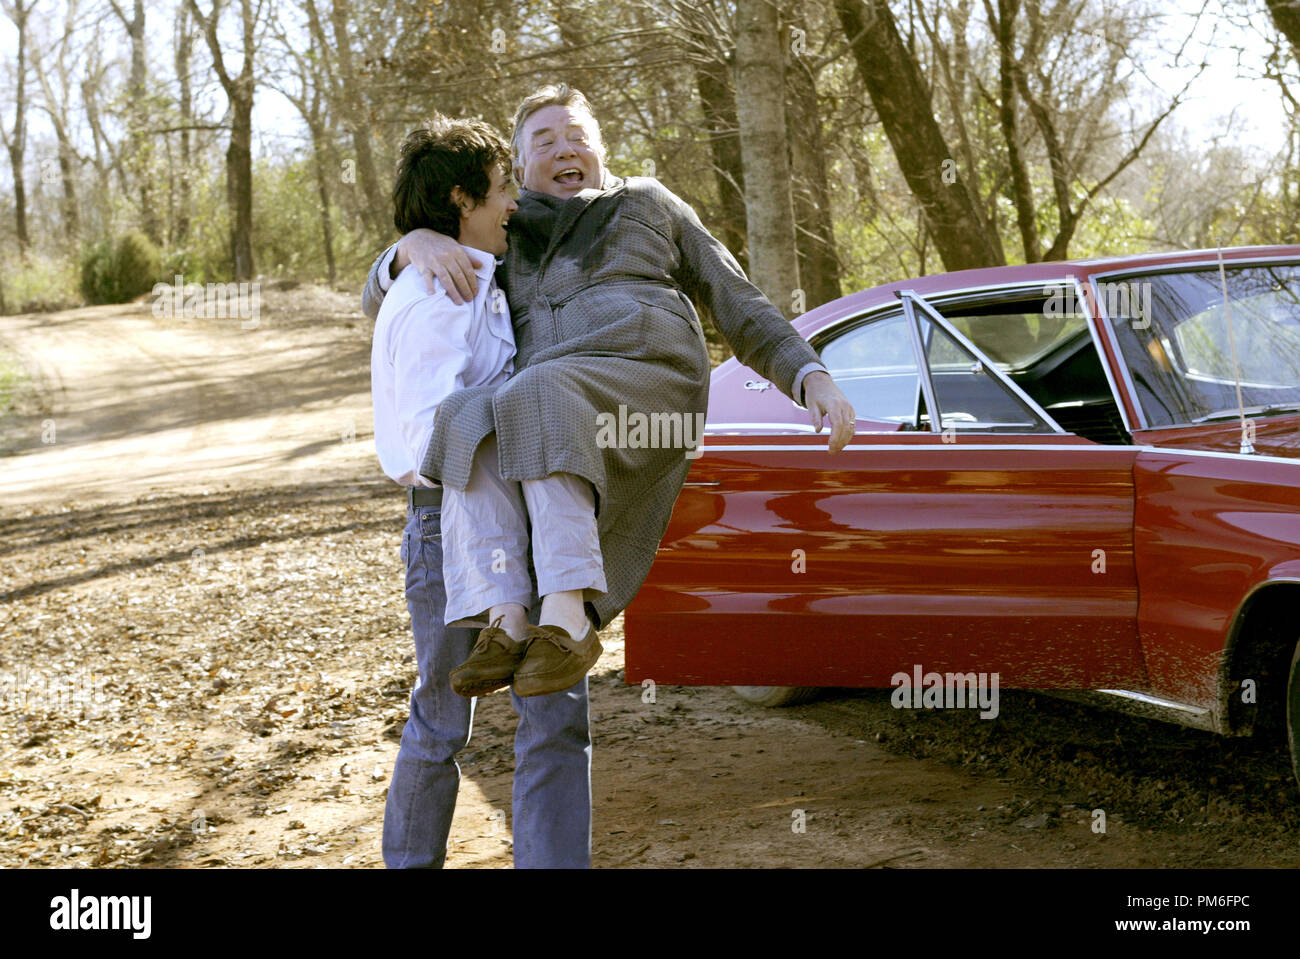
[365, 84, 855, 869]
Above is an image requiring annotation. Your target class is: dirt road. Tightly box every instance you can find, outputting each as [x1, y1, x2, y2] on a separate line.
[2, 289, 1298, 869]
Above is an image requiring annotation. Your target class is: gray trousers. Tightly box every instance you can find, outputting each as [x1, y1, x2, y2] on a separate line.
[441, 433, 607, 626]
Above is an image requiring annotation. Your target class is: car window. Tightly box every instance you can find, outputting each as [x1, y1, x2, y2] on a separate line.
[817, 312, 920, 426]
[925, 287, 1129, 444]
[1102, 264, 1300, 427]
[1172, 293, 1300, 386]
[817, 307, 1054, 432]
[916, 314, 1051, 432]
[943, 305, 1087, 370]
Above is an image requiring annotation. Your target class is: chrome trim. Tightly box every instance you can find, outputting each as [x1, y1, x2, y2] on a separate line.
[1069, 274, 1138, 436]
[695, 443, 1139, 453]
[899, 290, 943, 432]
[1087, 251, 1300, 285]
[1088, 275, 1150, 431]
[802, 302, 900, 345]
[1139, 445, 1300, 467]
[1045, 689, 1216, 732]
[1094, 688, 1211, 714]
[704, 422, 820, 432]
[693, 441, 1300, 466]
[901, 290, 1066, 434]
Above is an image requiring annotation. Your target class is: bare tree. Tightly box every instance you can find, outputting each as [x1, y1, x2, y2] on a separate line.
[835, 0, 1007, 270]
[663, 0, 750, 263]
[173, 1, 198, 245]
[187, 0, 263, 280]
[983, 0, 1193, 260]
[267, 7, 339, 284]
[735, 0, 800, 317]
[303, 0, 389, 243]
[81, 43, 126, 230]
[106, 0, 161, 242]
[30, 0, 86, 247]
[1, 0, 32, 255]
[784, 2, 842, 308]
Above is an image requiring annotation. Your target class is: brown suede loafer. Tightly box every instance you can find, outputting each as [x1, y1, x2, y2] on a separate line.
[512, 622, 603, 698]
[450, 618, 529, 698]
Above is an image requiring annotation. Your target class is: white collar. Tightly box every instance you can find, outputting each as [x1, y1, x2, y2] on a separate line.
[459, 244, 503, 281]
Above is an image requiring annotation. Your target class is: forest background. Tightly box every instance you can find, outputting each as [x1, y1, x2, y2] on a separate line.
[4, 0, 1300, 337]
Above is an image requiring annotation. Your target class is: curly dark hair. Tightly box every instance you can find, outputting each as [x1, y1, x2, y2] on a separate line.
[391, 114, 512, 238]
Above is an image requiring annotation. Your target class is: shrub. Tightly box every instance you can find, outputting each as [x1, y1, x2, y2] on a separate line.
[79, 240, 113, 304]
[79, 230, 162, 304]
[0, 253, 80, 314]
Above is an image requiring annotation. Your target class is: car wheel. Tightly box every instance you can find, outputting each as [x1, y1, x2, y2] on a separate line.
[731, 686, 820, 707]
[1287, 639, 1300, 791]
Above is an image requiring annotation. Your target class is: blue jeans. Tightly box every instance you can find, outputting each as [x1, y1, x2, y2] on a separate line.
[382, 500, 593, 868]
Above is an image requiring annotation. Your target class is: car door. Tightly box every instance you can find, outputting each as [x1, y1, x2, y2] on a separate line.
[625, 288, 1147, 690]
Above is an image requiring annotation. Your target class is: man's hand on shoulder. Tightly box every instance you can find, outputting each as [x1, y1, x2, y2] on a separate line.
[803, 371, 855, 453]
[394, 228, 482, 305]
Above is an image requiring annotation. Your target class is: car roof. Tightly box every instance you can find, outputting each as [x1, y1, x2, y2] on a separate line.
[792, 244, 1300, 337]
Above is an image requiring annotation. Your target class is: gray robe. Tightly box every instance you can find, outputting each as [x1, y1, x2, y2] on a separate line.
[363, 175, 821, 628]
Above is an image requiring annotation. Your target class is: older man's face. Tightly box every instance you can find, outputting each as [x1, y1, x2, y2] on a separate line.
[517, 104, 606, 198]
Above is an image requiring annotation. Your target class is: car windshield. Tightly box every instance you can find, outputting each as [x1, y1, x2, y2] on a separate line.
[1102, 263, 1300, 428]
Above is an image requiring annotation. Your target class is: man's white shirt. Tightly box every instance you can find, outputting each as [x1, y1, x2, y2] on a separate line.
[371, 245, 514, 488]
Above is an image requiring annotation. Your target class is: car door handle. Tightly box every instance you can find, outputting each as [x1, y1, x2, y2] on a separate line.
[682, 481, 722, 487]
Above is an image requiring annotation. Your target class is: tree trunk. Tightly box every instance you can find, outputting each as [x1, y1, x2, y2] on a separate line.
[111, 0, 161, 243]
[308, 90, 337, 287]
[990, 0, 1040, 262]
[734, 0, 800, 319]
[2, 0, 30, 255]
[54, 129, 79, 245]
[227, 90, 255, 280]
[174, 3, 195, 245]
[82, 68, 127, 212]
[834, 0, 1005, 270]
[30, 21, 81, 248]
[6, 142, 27, 254]
[327, 0, 390, 243]
[189, 0, 257, 280]
[694, 59, 748, 268]
[784, 8, 841, 309]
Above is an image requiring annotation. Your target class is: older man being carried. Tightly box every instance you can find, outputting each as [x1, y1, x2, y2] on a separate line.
[363, 83, 854, 867]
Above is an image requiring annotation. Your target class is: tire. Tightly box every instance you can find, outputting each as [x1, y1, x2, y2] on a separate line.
[731, 686, 821, 707]
[1287, 640, 1300, 792]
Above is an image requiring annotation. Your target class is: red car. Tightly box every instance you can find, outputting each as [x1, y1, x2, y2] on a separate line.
[623, 245, 1300, 787]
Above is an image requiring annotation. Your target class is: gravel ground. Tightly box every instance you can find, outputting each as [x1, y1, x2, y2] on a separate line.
[2, 289, 1298, 869]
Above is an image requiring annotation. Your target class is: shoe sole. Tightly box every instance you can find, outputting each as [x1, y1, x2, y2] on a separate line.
[450, 672, 513, 698]
[512, 637, 604, 698]
[450, 659, 523, 697]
